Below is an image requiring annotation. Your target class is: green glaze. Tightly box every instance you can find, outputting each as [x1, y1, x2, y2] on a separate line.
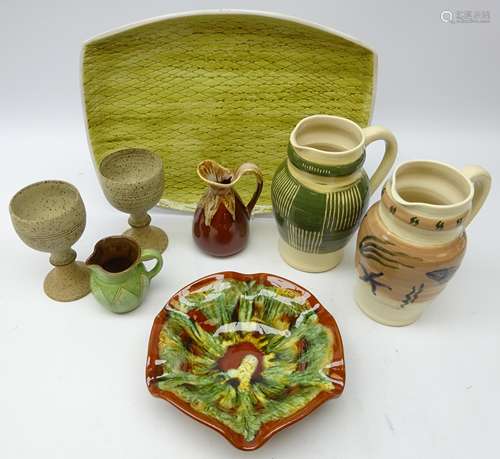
[154, 278, 337, 442]
[87, 240, 163, 313]
[287, 143, 367, 177]
[272, 158, 369, 254]
[82, 12, 375, 213]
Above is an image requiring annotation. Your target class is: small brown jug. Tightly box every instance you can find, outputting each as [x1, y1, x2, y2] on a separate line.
[193, 160, 263, 257]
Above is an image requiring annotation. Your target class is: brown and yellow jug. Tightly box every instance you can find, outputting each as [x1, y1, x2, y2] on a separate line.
[354, 160, 491, 326]
[192, 160, 263, 257]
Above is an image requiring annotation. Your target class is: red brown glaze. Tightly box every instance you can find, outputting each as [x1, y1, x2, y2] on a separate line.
[146, 271, 345, 451]
[217, 341, 265, 377]
[193, 160, 263, 257]
[192, 191, 250, 257]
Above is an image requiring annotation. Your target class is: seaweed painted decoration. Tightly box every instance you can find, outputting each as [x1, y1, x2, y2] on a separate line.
[146, 272, 345, 450]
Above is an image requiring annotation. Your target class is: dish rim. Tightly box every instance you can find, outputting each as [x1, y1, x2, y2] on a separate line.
[145, 271, 346, 450]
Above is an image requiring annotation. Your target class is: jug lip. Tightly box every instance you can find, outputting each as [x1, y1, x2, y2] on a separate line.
[197, 159, 238, 189]
[86, 235, 140, 275]
[390, 160, 474, 209]
[290, 114, 365, 165]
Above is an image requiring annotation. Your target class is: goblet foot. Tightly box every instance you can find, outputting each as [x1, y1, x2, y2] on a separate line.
[44, 261, 90, 302]
[124, 224, 168, 253]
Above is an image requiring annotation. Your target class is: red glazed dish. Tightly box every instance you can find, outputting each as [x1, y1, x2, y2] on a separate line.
[146, 272, 345, 450]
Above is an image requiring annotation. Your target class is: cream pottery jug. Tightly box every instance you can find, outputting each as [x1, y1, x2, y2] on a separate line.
[271, 115, 397, 272]
[354, 160, 491, 326]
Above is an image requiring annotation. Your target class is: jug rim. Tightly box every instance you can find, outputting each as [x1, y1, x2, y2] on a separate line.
[290, 114, 365, 166]
[86, 235, 140, 275]
[390, 160, 474, 210]
[197, 159, 239, 189]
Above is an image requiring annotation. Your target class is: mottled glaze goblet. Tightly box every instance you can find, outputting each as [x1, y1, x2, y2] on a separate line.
[98, 148, 168, 253]
[9, 180, 90, 301]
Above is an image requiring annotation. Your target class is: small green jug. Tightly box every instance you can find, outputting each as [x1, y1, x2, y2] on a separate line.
[86, 235, 163, 313]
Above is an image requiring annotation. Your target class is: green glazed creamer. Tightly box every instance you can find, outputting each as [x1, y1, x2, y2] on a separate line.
[86, 236, 163, 313]
[271, 115, 397, 272]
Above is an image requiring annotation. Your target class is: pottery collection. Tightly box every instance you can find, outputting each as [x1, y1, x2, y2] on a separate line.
[272, 115, 397, 272]
[193, 160, 263, 257]
[7, 10, 494, 452]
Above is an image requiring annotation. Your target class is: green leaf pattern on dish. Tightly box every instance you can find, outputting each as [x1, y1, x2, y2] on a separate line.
[154, 279, 336, 441]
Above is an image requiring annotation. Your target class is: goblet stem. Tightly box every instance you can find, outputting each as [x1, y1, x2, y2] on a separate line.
[49, 248, 77, 266]
[46, 248, 90, 301]
[128, 211, 151, 228]
[124, 212, 168, 253]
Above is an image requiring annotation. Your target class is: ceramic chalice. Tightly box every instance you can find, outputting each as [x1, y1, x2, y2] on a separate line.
[98, 148, 168, 253]
[9, 180, 90, 301]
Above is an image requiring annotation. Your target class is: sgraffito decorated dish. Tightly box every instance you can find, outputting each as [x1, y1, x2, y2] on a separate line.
[146, 272, 345, 450]
[82, 10, 376, 213]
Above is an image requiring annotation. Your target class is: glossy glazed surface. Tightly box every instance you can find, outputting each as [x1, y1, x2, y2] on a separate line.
[146, 272, 345, 450]
[86, 236, 163, 313]
[193, 160, 263, 257]
[271, 115, 397, 272]
[193, 195, 249, 257]
[82, 11, 376, 213]
[354, 159, 491, 325]
[355, 203, 466, 307]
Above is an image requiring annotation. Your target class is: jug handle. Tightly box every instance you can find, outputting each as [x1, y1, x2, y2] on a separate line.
[234, 163, 264, 215]
[462, 165, 491, 227]
[140, 249, 163, 280]
[362, 126, 398, 197]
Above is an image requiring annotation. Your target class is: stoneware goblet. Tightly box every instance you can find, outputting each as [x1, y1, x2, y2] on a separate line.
[98, 148, 168, 253]
[9, 180, 90, 301]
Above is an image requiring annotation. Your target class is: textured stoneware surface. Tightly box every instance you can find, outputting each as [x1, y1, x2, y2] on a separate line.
[272, 115, 397, 272]
[146, 272, 345, 450]
[354, 160, 491, 326]
[193, 160, 263, 257]
[9, 180, 90, 301]
[9, 180, 86, 256]
[86, 236, 163, 313]
[82, 11, 376, 213]
[98, 149, 168, 253]
[43, 261, 90, 302]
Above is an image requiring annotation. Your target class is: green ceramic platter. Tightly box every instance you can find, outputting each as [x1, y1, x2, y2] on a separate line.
[82, 10, 376, 213]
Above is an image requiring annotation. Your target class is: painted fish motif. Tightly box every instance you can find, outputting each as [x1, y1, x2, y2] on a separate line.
[426, 267, 458, 284]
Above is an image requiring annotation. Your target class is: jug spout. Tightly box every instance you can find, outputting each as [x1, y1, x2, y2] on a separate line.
[390, 160, 474, 220]
[85, 260, 103, 275]
[85, 236, 140, 277]
[197, 160, 235, 190]
[85, 247, 108, 277]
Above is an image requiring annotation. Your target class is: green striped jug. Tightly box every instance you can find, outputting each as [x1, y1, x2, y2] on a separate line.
[271, 115, 397, 272]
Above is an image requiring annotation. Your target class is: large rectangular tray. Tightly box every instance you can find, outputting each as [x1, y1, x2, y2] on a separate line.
[82, 10, 376, 213]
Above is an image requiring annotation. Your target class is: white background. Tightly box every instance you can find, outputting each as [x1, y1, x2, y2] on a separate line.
[1, 1, 499, 458]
